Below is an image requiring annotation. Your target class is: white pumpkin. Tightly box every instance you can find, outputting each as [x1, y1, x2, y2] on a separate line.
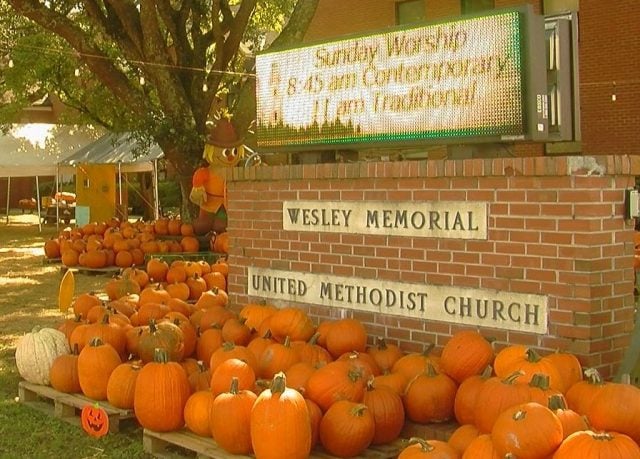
[15, 326, 70, 385]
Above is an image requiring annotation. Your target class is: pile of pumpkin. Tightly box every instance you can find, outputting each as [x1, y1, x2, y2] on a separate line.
[15, 257, 640, 458]
[42, 216, 229, 269]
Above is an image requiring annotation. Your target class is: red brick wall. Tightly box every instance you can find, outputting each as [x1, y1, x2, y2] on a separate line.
[304, 0, 395, 42]
[224, 155, 639, 379]
[578, 0, 640, 155]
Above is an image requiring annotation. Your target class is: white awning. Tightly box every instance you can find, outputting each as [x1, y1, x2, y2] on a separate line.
[0, 124, 102, 177]
[58, 132, 164, 173]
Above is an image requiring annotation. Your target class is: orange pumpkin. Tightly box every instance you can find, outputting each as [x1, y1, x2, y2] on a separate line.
[305, 359, 366, 412]
[448, 423, 480, 455]
[106, 360, 141, 409]
[440, 330, 494, 384]
[473, 371, 532, 434]
[552, 430, 640, 458]
[325, 318, 368, 359]
[494, 345, 563, 391]
[77, 337, 122, 401]
[319, 401, 375, 457]
[210, 358, 256, 397]
[398, 438, 459, 459]
[133, 348, 191, 432]
[490, 402, 563, 458]
[250, 372, 311, 459]
[403, 363, 457, 424]
[184, 390, 216, 437]
[547, 394, 589, 439]
[362, 379, 405, 445]
[211, 377, 257, 454]
[180, 236, 200, 253]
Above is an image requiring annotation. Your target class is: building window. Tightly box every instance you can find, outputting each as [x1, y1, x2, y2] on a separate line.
[396, 0, 426, 25]
[461, 0, 495, 14]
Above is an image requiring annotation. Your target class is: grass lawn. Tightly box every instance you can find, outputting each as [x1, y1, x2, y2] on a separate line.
[0, 215, 153, 458]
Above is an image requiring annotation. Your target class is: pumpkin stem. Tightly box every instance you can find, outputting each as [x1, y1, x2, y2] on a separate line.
[425, 362, 438, 378]
[270, 372, 287, 394]
[148, 319, 158, 332]
[583, 367, 604, 385]
[88, 336, 104, 347]
[525, 348, 542, 362]
[348, 368, 364, 382]
[592, 432, 614, 441]
[308, 332, 320, 345]
[154, 347, 170, 364]
[529, 373, 551, 390]
[548, 394, 569, 411]
[481, 365, 493, 378]
[406, 437, 435, 452]
[503, 370, 525, 384]
[512, 409, 527, 421]
[222, 341, 236, 351]
[228, 376, 239, 395]
[366, 377, 376, 391]
[350, 403, 369, 417]
[375, 336, 388, 350]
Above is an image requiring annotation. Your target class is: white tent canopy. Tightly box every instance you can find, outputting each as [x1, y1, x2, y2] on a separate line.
[1, 125, 164, 229]
[0, 123, 102, 177]
[0, 123, 103, 230]
[58, 132, 164, 173]
[58, 132, 164, 221]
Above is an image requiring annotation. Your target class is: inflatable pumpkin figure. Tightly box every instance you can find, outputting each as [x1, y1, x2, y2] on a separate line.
[190, 115, 245, 234]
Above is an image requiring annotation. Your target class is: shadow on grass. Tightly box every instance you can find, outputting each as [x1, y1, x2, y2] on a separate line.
[0, 223, 160, 458]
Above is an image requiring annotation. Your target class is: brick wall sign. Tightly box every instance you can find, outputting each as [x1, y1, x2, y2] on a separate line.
[249, 266, 548, 334]
[224, 155, 640, 378]
[282, 200, 487, 239]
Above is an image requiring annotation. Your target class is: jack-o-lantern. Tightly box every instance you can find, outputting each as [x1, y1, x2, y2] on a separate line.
[81, 403, 110, 437]
[189, 113, 245, 235]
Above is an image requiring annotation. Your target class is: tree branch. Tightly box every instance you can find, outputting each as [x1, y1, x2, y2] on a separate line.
[7, 0, 149, 116]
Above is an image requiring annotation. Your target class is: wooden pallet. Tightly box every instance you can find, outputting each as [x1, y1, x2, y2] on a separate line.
[400, 420, 458, 441]
[143, 428, 405, 459]
[42, 257, 61, 265]
[59, 265, 122, 276]
[18, 381, 136, 433]
[144, 251, 224, 264]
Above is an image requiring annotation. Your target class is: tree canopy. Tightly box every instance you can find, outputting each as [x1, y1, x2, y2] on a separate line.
[0, 0, 319, 216]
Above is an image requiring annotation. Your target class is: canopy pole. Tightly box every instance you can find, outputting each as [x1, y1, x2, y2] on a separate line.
[35, 176, 42, 233]
[118, 161, 124, 221]
[152, 159, 160, 220]
[55, 168, 60, 232]
[118, 161, 123, 205]
[5, 177, 10, 224]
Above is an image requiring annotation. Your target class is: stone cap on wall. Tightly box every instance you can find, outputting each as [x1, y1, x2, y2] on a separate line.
[222, 155, 640, 182]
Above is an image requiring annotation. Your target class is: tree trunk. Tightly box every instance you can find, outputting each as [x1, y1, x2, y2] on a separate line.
[137, 172, 155, 221]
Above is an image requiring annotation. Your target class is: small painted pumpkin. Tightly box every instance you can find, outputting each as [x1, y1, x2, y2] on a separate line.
[81, 403, 110, 437]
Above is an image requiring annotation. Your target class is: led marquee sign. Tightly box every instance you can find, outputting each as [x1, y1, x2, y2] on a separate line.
[255, 7, 548, 149]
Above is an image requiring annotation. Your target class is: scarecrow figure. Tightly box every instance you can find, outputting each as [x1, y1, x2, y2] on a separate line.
[189, 113, 245, 234]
